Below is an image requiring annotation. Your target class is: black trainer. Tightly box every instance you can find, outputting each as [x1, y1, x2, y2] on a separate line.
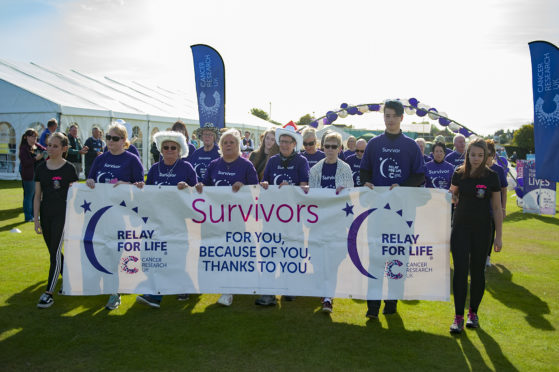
[466, 311, 479, 329]
[37, 293, 54, 309]
[450, 316, 464, 334]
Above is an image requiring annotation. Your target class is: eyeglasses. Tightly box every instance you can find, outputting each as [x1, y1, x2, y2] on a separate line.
[279, 140, 294, 145]
[163, 145, 177, 151]
[106, 135, 122, 142]
[355, 149, 365, 153]
[324, 144, 339, 150]
[303, 141, 315, 147]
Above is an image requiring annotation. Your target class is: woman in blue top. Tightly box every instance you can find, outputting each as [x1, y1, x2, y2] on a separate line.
[86, 121, 144, 311]
[195, 128, 259, 307]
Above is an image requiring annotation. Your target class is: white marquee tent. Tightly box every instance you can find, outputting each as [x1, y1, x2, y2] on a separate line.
[0, 59, 275, 180]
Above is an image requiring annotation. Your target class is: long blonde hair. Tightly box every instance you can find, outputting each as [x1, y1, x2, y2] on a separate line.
[107, 123, 130, 149]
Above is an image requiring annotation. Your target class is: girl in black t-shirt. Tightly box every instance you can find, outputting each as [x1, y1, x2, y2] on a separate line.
[448, 139, 503, 334]
[34, 133, 78, 308]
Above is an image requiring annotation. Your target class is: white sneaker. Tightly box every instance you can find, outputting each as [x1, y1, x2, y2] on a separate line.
[217, 294, 233, 306]
[486, 256, 491, 267]
[106, 294, 121, 310]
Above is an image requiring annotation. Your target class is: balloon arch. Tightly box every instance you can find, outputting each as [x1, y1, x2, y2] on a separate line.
[309, 98, 479, 139]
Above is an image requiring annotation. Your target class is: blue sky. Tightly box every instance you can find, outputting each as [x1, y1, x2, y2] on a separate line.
[1, 0, 558, 134]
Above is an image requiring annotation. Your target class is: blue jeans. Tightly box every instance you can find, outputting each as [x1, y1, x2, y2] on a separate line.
[22, 180, 35, 221]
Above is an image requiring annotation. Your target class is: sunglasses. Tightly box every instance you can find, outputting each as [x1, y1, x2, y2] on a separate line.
[163, 145, 177, 151]
[355, 149, 365, 153]
[106, 135, 122, 142]
[324, 144, 339, 150]
[303, 141, 315, 147]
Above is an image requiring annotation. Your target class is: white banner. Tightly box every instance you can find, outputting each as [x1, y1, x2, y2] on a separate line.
[63, 183, 451, 301]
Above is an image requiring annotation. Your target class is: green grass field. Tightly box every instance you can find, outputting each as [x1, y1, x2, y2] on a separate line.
[0, 180, 557, 371]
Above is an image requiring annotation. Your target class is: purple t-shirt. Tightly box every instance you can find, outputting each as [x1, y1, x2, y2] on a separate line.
[360, 133, 425, 186]
[189, 146, 221, 181]
[88, 151, 144, 184]
[496, 156, 509, 172]
[302, 150, 325, 168]
[203, 156, 259, 186]
[490, 163, 508, 188]
[320, 162, 337, 189]
[345, 154, 363, 186]
[423, 154, 432, 163]
[445, 150, 465, 168]
[343, 149, 355, 159]
[146, 159, 198, 186]
[185, 143, 197, 163]
[263, 153, 310, 185]
[103, 144, 141, 159]
[424, 160, 455, 189]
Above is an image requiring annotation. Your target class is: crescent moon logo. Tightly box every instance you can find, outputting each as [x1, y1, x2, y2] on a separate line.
[273, 174, 283, 185]
[96, 172, 106, 183]
[214, 180, 224, 186]
[431, 176, 441, 188]
[379, 158, 388, 178]
[84, 205, 113, 274]
[347, 208, 378, 279]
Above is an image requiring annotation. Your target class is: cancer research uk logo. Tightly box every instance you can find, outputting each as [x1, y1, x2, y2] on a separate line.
[80, 199, 168, 275]
[344, 201, 434, 280]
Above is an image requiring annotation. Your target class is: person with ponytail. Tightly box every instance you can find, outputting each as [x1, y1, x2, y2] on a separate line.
[449, 138, 503, 334]
[34, 132, 78, 308]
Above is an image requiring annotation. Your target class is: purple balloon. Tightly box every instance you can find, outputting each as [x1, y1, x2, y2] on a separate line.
[416, 108, 427, 117]
[309, 121, 318, 128]
[409, 98, 419, 107]
[323, 117, 331, 125]
[340, 103, 349, 109]
[357, 110, 363, 115]
[347, 106, 358, 115]
[439, 117, 450, 126]
[428, 108, 438, 114]
[369, 104, 380, 111]
[458, 127, 469, 136]
[327, 112, 338, 122]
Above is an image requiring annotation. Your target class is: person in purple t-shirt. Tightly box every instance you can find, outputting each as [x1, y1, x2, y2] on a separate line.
[343, 135, 357, 158]
[309, 131, 354, 313]
[300, 127, 325, 168]
[190, 123, 221, 181]
[425, 142, 455, 190]
[85, 121, 144, 311]
[195, 128, 259, 307]
[134, 131, 197, 309]
[359, 100, 425, 319]
[344, 138, 367, 186]
[445, 133, 467, 168]
[257, 121, 309, 306]
[485, 140, 508, 268]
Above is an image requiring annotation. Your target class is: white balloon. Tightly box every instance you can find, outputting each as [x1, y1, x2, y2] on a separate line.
[438, 112, 447, 119]
[418, 102, 430, 110]
[428, 110, 439, 120]
[448, 122, 460, 132]
[358, 105, 369, 113]
[404, 107, 416, 115]
[338, 110, 348, 118]
[379, 104, 384, 113]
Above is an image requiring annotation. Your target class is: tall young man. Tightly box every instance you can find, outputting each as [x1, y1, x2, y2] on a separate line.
[359, 100, 426, 319]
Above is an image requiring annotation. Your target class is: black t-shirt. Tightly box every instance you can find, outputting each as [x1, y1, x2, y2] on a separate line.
[451, 168, 500, 227]
[35, 162, 78, 217]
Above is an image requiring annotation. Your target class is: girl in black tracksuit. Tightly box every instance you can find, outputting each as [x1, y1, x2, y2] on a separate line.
[34, 133, 77, 308]
[449, 139, 503, 333]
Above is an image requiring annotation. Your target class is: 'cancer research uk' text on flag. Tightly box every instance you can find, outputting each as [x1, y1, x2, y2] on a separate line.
[529, 41, 559, 182]
[63, 184, 451, 301]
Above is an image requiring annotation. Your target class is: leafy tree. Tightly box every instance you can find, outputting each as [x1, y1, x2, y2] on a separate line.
[251, 108, 269, 121]
[494, 129, 504, 136]
[512, 124, 534, 151]
[297, 114, 313, 126]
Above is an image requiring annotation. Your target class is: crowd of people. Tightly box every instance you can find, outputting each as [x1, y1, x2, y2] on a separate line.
[20, 100, 508, 334]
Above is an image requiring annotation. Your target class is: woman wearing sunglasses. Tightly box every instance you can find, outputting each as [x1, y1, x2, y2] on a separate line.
[86, 121, 144, 311]
[134, 130, 198, 309]
[300, 127, 324, 168]
[309, 131, 354, 313]
[195, 128, 259, 307]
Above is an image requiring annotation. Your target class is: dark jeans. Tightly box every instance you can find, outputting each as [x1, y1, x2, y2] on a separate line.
[451, 224, 491, 316]
[367, 299, 398, 314]
[22, 179, 35, 221]
[41, 213, 66, 293]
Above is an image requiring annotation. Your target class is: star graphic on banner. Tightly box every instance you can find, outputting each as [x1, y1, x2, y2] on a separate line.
[342, 202, 354, 216]
[80, 200, 92, 213]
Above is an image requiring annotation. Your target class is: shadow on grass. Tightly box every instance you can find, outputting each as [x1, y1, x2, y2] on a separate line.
[504, 211, 559, 226]
[0, 283, 518, 371]
[0, 207, 27, 232]
[0, 180, 21, 190]
[486, 264, 554, 331]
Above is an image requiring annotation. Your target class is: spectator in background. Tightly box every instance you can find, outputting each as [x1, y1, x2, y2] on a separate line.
[445, 133, 467, 168]
[84, 127, 104, 180]
[241, 131, 254, 156]
[189, 123, 221, 181]
[150, 140, 160, 163]
[249, 128, 279, 181]
[415, 137, 432, 163]
[67, 124, 88, 178]
[343, 136, 357, 158]
[301, 127, 325, 168]
[39, 118, 58, 147]
[344, 138, 367, 186]
[171, 121, 196, 163]
[18, 129, 46, 222]
[191, 133, 199, 149]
